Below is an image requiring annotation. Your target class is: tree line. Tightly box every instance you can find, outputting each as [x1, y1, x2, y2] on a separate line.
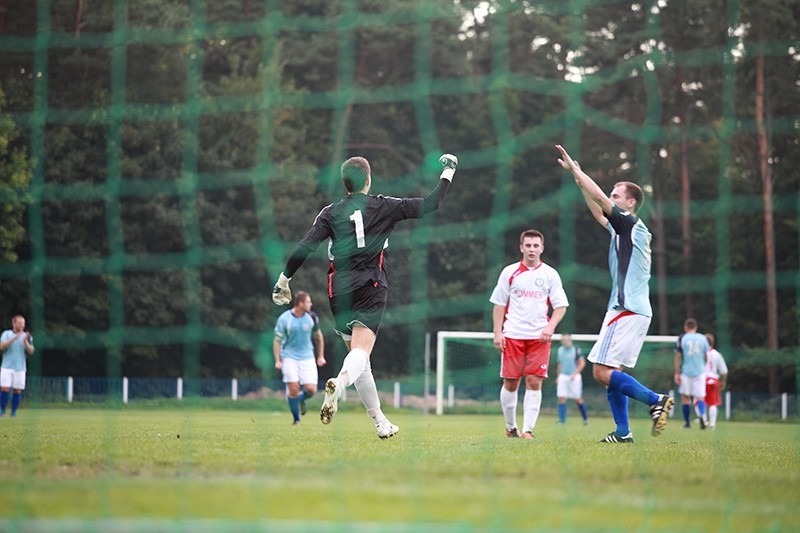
[0, 0, 797, 393]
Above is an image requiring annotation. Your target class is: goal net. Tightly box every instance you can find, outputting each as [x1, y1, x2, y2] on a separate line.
[435, 331, 677, 416]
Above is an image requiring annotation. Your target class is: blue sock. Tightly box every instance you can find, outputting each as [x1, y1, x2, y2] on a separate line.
[300, 390, 313, 401]
[609, 371, 659, 405]
[557, 403, 567, 423]
[696, 400, 706, 417]
[288, 396, 301, 422]
[607, 388, 630, 436]
[11, 393, 21, 415]
[0, 391, 8, 414]
[682, 404, 691, 425]
[578, 402, 588, 422]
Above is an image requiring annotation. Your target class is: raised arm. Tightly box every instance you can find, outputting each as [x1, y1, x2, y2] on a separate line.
[421, 154, 457, 215]
[555, 145, 612, 227]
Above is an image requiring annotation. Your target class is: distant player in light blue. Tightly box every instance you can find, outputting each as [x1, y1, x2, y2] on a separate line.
[556, 334, 588, 425]
[557, 145, 674, 444]
[0, 315, 35, 418]
[674, 318, 709, 429]
[274, 292, 326, 424]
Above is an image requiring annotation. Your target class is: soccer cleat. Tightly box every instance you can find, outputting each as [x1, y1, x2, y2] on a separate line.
[375, 420, 399, 440]
[649, 394, 674, 437]
[292, 420, 300, 426]
[506, 427, 521, 438]
[320, 378, 342, 425]
[521, 431, 535, 440]
[599, 432, 634, 443]
[299, 398, 307, 416]
[697, 417, 707, 430]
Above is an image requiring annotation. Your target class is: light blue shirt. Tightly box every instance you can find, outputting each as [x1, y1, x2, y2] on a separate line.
[1, 330, 32, 371]
[676, 332, 709, 378]
[274, 310, 319, 361]
[606, 206, 652, 317]
[557, 345, 582, 375]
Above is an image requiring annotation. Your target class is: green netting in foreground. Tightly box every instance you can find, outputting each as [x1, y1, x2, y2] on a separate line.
[1, 1, 799, 531]
[0, 0, 798, 385]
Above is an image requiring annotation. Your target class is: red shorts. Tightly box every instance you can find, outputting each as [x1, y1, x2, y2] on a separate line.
[501, 338, 550, 380]
[705, 377, 722, 406]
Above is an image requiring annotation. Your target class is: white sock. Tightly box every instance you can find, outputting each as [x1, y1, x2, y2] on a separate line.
[338, 348, 368, 387]
[354, 364, 383, 421]
[709, 405, 718, 427]
[522, 389, 542, 433]
[500, 387, 518, 430]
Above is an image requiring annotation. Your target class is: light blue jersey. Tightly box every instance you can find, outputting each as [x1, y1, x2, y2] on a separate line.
[274, 310, 319, 361]
[675, 332, 709, 377]
[557, 345, 582, 375]
[605, 205, 652, 317]
[1, 330, 31, 371]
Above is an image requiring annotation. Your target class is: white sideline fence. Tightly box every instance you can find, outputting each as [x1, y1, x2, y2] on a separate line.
[54, 377, 793, 421]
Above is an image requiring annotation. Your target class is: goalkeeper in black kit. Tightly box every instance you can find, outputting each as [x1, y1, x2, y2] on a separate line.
[272, 153, 458, 439]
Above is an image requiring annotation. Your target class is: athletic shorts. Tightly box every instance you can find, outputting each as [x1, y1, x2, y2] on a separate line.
[556, 373, 583, 399]
[679, 374, 706, 399]
[280, 357, 318, 386]
[500, 338, 550, 380]
[588, 310, 651, 369]
[0, 368, 26, 390]
[705, 377, 722, 406]
[330, 284, 388, 339]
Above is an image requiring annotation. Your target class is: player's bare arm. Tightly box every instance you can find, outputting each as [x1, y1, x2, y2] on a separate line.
[314, 329, 326, 366]
[555, 145, 612, 225]
[492, 304, 506, 351]
[24, 333, 34, 354]
[273, 338, 282, 370]
[541, 306, 567, 343]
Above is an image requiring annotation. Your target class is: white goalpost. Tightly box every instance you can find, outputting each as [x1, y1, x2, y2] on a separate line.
[434, 331, 678, 415]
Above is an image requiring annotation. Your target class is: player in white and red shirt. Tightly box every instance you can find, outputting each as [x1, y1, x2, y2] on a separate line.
[490, 229, 569, 439]
[704, 333, 728, 429]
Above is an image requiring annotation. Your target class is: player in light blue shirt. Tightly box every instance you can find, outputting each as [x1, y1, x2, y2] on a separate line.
[674, 318, 710, 428]
[557, 145, 673, 443]
[273, 292, 326, 424]
[0, 315, 35, 417]
[556, 334, 589, 425]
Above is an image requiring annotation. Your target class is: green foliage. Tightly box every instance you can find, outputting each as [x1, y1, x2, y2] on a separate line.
[0, 0, 798, 387]
[0, 87, 32, 263]
[0, 408, 798, 532]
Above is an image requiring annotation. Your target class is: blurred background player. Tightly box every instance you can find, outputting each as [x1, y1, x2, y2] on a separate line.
[272, 153, 457, 439]
[490, 229, 568, 439]
[0, 315, 35, 418]
[273, 291, 326, 425]
[556, 333, 589, 425]
[674, 318, 710, 429]
[556, 145, 673, 444]
[704, 333, 728, 429]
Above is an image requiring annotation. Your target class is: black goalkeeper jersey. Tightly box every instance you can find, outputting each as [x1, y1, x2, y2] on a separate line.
[285, 178, 450, 297]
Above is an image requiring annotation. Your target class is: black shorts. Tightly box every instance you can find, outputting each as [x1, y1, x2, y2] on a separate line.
[329, 284, 388, 338]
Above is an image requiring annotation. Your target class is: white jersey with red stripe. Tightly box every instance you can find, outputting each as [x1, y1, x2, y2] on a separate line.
[706, 348, 728, 379]
[489, 260, 569, 340]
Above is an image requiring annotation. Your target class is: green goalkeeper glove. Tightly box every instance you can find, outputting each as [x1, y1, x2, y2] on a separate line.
[272, 272, 292, 305]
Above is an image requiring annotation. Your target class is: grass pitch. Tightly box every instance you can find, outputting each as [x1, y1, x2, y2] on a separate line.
[0, 406, 798, 532]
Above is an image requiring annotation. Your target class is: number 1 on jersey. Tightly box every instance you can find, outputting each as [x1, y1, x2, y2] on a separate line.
[350, 210, 366, 248]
